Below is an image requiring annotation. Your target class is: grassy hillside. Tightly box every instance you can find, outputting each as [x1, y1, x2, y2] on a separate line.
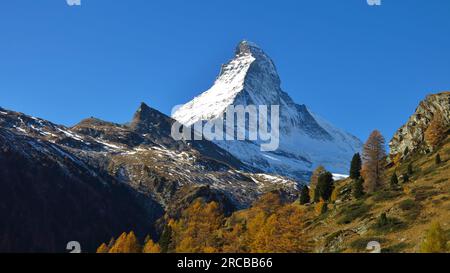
[96, 136, 449, 253]
[303, 136, 450, 253]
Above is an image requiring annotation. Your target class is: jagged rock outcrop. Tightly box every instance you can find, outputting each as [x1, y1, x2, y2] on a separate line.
[389, 91, 450, 159]
[130, 102, 174, 140]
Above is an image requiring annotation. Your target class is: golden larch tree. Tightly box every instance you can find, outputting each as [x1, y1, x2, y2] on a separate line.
[425, 112, 447, 149]
[96, 243, 109, 253]
[170, 199, 224, 253]
[143, 239, 161, 253]
[309, 166, 326, 201]
[361, 130, 386, 193]
[108, 231, 142, 253]
[251, 204, 310, 253]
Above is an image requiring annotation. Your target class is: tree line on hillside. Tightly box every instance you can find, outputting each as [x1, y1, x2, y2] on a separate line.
[96, 124, 449, 254]
[96, 193, 311, 253]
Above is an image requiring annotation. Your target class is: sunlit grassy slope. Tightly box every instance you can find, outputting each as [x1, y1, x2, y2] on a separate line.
[300, 136, 449, 253]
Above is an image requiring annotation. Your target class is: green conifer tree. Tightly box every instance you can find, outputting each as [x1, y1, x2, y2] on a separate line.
[378, 213, 389, 227]
[314, 172, 334, 202]
[390, 173, 399, 189]
[403, 173, 410, 183]
[435, 154, 442, 165]
[349, 153, 362, 179]
[299, 185, 311, 205]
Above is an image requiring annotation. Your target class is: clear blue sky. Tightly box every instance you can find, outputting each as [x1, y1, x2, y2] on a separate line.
[1, 0, 450, 143]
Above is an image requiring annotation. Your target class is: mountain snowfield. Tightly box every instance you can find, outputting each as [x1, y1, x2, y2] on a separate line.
[173, 41, 362, 181]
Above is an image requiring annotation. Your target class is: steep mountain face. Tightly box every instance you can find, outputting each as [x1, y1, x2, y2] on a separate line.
[0, 104, 299, 251]
[0, 127, 163, 252]
[389, 92, 450, 159]
[173, 41, 362, 181]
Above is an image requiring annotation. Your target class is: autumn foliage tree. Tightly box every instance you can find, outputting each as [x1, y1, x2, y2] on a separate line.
[96, 243, 109, 253]
[251, 191, 283, 214]
[143, 238, 161, 253]
[330, 186, 339, 203]
[251, 204, 310, 252]
[309, 166, 326, 202]
[315, 199, 328, 216]
[362, 130, 386, 193]
[97, 193, 314, 254]
[425, 112, 447, 149]
[107, 231, 142, 253]
[221, 215, 249, 253]
[234, 192, 283, 252]
[170, 199, 224, 253]
[226, 192, 310, 253]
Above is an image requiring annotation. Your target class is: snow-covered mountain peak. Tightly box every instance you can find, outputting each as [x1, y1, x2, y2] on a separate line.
[173, 41, 282, 125]
[233, 40, 280, 87]
[172, 41, 362, 180]
[235, 40, 266, 58]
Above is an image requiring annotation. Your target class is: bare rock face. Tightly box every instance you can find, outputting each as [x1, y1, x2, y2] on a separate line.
[389, 92, 450, 159]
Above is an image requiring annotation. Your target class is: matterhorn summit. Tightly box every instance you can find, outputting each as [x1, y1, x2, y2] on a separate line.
[173, 41, 362, 181]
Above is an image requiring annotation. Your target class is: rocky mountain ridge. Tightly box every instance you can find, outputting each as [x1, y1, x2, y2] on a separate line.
[0, 103, 299, 251]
